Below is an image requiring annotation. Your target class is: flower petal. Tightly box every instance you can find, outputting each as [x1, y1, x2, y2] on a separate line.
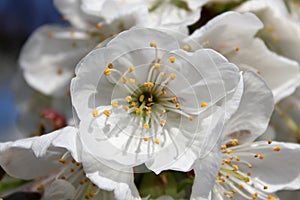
[224, 71, 274, 143]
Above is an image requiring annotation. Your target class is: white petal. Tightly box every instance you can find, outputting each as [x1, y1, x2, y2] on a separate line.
[43, 179, 76, 200]
[185, 11, 263, 55]
[80, 148, 140, 200]
[19, 25, 96, 96]
[0, 126, 78, 179]
[229, 38, 300, 102]
[224, 71, 274, 143]
[191, 149, 222, 199]
[236, 141, 300, 192]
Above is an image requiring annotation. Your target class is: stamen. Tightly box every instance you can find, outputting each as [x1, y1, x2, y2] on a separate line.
[268, 140, 273, 144]
[154, 138, 160, 145]
[125, 96, 132, 102]
[143, 137, 148, 142]
[128, 65, 134, 73]
[170, 73, 176, 80]
[183, 45, 190, 51]
[111, 100, 119, 108]
[103, 110, 110, 117]
[154, 63, 160, 70]
[150, 42, 157, 48]
[201, 102, 208, 107]
[107, 63, 114, 69]
[93, 109, 99, 117]
[104, 68, 111, 76]
[273, 146, 281, 151]
[96, 23, 103, 30]
[129, 78, 135, 84]
[169, 56, 175, 63]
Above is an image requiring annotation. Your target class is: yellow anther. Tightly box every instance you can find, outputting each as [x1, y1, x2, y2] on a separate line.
[226, 149, 233, 154]
[221, 145, 227, 150]
[128, 65, 134, 73]
[169, 56, 175, 63]
[232, 165, 239, 171]
[57, 68, 63, 75]
[189, 116, 193, 121]
[148, 98, 153, 102]
[236, 157, 241, 161]
[144, 82, 154, 88]
[104, 68, 111, 76]
[89, 191, 95, 198]
[138, 95, 144, 102]
[172, 96, 177, 102]
[154, 63, 160, 70]
[154, 138, 160, 144]
[273, 146, 281, 151]
[268, 140, 273, 144]
[223, 191, 228, 195]
[268, 195, 276, 200]
[259, 155, 264, 159]
[160, 119, 166, 126]
[183, 44, 190, 51]
[232, 189, 237, 194]
[144, 123, 149, 129]
[146, 110, 151, 115]
[257, 70, 261, 75]
[221, 177, 226, 182]
[239, 184, 244, 189]
[150, 42, 157, 48]
[96, 23, 103, 30]
[205, 40, 209, 46]
[248, 164, 253, 168]
[103, 110, 110, 117]
[232, 139, 239, 145]
[267, 26, 274, 33]
[125, 96, 132, 102]
[134, 107, 139, 112]
[61, 15, 67, 20]
[93, 109, 99, 117]
[264, 185, 268, 190]
[175, 103, 180, 108]
[48, 31, 54, 38]
[162, 89, 167, 96]
[37, 184, 44, 191]
[229, 156, 234, 160]
[247, 172, 251, 176]
[129, 78, 135, 84]
[229, 194, 234, 198]
[254, 153, 259, 158]
[122, 77, 127, 84]
[59, 158, 66, 164]
[107, 63, 114, 69]
[124, 106, 129, 111]
[143, 137, 149, 142]
[131, 102, 136, 107]
[201, 102, 208, 107]
[111, 100, 119, 108]
[235, 46, 240, 52]
[170, 73, 176, 80]
[161, 72, 167, 77]
[145, 106, 151, 111]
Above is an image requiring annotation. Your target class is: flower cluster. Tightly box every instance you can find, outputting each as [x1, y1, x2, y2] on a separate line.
[1, 0, 300, 200]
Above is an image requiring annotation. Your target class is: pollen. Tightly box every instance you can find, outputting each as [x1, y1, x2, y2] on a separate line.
[175, 103, 180, 108]
[144, 123, 149, 129]
[154, 138, 160, 144]
[226, 149, 233, 154]
[124, 106, 129, 111]
[128, 65, 134, 73]
[170, 73, 176, 80]
[139, 95, 145, 102]
[122, 77, 127, 84]
[96, 23, 103, 30]
[162, 89, 167, 96]
[37, 184, 44, 191]
[172, 96, 177, 102]
[221, 145, 227, 150]
[125, 96, 132, 102]
[268, 140, 273, 144]
[248, 164, 253, 168]
[59, 158, 66, 164]
[144, 82, 154, 88]
[154, 63, 160, 70]
[150, 42, 157, 48]
[264, 185, 268, 190]
[129, 78, 135, 84]
[107, 63, 114, 69]
[169, 56, 175, 63]
[232, 165, 239, 171]
[93, 109, 99, 117]
[161, 72, 167, 77]
[223, 191, 228, 195]
[268, 195, 276, 200]
[143, 137, 149, 142]
[232, 139, 238, 145]
[103, 110, 110, 117]
[259, 155, 264, 159]
[183, 45, 190, 51]
[273, 146, 281, 151]
[189, 116, 193, 121]
[111, 100, 119, 108]
[235, 46, 240, 52]
[57, 68, 63, 75]
[201, 102, 208, 107]
[48, 31, 54, 38]
[131, 102, 136, 106]
[257, 70, 261, 75]
[104, 68, 111, 76]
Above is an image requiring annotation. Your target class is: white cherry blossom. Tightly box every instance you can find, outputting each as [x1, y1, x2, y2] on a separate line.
[184, 11, 300, 102]
[71, 27, 243, 174]
[19, 0, 148, 96]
